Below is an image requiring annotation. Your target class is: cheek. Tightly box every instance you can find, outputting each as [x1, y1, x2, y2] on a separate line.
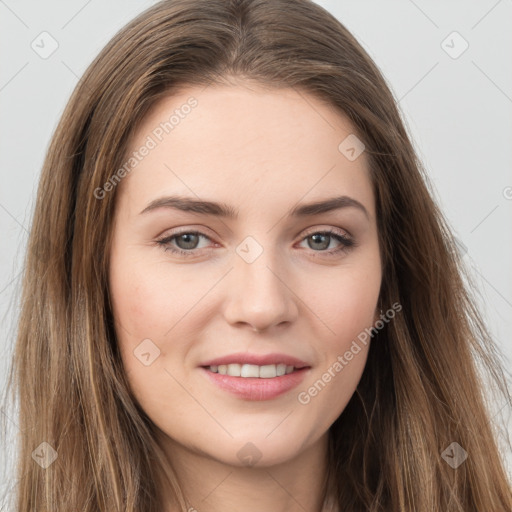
[296, 282, 376, 429]
[108, 251, 215, 391]
[311, 265, 381, 345]
[109, 259, 179, 408]
[108, 256, 179, 389]
[109, 256, 188, 340]
[300, 257, 380, 411]
[320, 283, 376, 381]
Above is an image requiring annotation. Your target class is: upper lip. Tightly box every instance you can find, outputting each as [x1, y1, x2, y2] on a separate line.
[200, 352, 310, 369]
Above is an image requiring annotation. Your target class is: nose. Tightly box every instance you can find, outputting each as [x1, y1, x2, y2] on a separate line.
[222, 245, 299, 333]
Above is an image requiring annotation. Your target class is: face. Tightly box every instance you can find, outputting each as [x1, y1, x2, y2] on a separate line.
[108, 82, 382, 468]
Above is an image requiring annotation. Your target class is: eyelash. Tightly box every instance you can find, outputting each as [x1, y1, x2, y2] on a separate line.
[155, 228, 356, 259]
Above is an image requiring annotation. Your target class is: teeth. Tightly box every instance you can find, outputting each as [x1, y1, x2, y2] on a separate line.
[225, 363, 241, 376]
[208, 363, 297, 378]
[241, 364, 260, 378]
[259, 365, 276, 378]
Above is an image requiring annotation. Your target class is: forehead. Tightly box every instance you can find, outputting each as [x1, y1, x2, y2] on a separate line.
[117, 83, 374, 219]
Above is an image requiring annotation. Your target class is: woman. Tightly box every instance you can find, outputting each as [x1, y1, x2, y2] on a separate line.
[3, 0, 511, 510]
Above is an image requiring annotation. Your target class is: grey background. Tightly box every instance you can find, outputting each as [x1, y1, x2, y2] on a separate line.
[1, 0, 511, 503]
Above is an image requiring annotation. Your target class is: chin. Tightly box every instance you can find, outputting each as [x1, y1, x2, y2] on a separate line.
[211, 433, 313, 468]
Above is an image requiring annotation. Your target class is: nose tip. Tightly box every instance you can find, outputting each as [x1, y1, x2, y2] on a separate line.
[222, 255, 299, 332]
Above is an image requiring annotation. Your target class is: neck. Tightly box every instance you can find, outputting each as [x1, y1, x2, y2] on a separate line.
[157, 431, 333, 512]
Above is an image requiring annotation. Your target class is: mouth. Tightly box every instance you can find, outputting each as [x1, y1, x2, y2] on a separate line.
[199, 352, 311, 400]
[200, 363, 311, 401]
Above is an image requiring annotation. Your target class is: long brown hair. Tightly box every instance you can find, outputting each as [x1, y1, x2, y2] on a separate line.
[2, 0, 511, 510]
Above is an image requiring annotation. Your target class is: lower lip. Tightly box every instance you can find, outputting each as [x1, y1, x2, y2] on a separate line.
[200, 367, 310, 401]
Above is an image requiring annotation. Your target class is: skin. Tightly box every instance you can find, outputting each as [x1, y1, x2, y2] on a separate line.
[108, 81, 382, 512]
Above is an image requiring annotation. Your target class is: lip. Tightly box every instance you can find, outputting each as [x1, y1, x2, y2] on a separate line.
[200, 366, 310, 401]
[199, 352, 312, 401]
[200, 352, 310, 369]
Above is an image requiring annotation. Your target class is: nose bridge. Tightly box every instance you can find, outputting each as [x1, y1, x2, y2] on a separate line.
[223, 234, 298, 330]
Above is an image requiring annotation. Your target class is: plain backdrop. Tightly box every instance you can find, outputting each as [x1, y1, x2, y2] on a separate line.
[1, 0, 511, 503]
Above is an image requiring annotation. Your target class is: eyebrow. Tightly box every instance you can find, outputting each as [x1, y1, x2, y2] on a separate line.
[139, 195, 369, 220]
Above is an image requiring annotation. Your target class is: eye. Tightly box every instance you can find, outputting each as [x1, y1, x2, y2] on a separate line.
[156, 230, 213, 257]
[297, 228, 355, 257]
[155, 227, 356, 258]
